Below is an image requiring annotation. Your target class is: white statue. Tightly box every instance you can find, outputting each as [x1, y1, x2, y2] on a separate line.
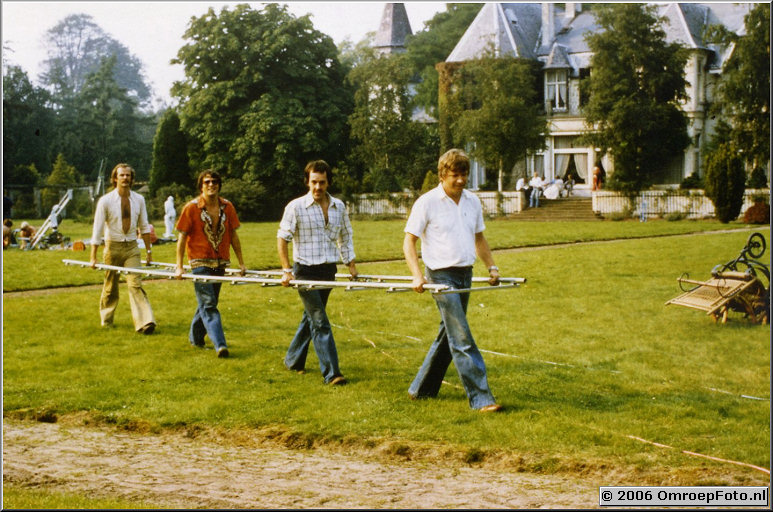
[163, 196, 176, 238]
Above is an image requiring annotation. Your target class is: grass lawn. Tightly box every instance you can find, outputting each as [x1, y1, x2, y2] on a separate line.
[0, 217, 757, 291]
[3, 219, 770, 503]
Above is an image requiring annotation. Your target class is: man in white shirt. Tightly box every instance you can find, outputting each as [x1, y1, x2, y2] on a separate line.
[403, 149, 503, 412]
[90, 163, 156, 334]
[528, 172, 544, 207]
[277, 160, 357, 386]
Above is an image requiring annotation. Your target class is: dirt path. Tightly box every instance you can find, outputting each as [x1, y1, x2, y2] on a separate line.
[3, 418, 598, 509]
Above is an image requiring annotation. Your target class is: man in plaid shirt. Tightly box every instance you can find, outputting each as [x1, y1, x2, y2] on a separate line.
[277, 160, 358, 386]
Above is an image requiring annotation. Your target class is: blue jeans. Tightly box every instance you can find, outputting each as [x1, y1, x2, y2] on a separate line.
[529, 187, 541, 207]
[408, 267, 496, 409]
[284, 263, 342, 383]
[189, 266, 227, 351]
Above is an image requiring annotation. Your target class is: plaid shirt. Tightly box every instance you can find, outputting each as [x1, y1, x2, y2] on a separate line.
[277, 192, 355, 265]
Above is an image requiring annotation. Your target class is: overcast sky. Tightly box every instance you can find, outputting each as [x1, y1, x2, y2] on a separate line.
[2, 1, 447, 106]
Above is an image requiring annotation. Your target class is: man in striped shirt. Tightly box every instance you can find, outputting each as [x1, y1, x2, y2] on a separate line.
[277, 160, 357, 386]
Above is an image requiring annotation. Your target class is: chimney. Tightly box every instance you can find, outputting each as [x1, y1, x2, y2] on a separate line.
[541, 3, 555, 49]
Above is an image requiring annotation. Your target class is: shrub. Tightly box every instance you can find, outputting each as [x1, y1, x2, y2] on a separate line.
[680, 173, 704, 189]
[747, 167, 769, 189]
[607, 211, 630, 221]
[219, 177, 267, 221]
[363, 168, 401, 194]
[743, 201, 770, 224]
[704, 143, 746, 223]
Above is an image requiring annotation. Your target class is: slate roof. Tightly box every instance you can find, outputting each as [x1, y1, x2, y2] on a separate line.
[447, 3, 542, 61]
[374, 3, 413, 53]
[447, 2, 754, 71]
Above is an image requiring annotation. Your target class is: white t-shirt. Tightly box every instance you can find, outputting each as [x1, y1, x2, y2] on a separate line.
[529, 176, 543, 188]
[404, 185, 484, 270]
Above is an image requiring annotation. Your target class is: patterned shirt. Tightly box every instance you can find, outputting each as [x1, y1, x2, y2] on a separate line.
[176, 196, 240, 268]
[404, 184, 485, 270]
[277, 192, 355, 265]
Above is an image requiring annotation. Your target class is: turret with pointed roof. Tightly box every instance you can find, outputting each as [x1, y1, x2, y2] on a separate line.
[373, 3, 413, 55]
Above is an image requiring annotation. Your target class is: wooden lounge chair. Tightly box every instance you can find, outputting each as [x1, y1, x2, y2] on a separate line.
[666, 233, 769, 324]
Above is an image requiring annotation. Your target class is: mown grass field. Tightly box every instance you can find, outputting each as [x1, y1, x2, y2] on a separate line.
[3, 218, 770, 507]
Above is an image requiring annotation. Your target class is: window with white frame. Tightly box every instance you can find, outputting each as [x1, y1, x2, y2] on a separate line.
[545, 69, 568, 111]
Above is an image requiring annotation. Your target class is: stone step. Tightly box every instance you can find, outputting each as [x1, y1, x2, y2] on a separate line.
[511, 198, 601, 221]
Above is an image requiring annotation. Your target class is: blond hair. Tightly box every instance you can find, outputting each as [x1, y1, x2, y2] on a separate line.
[438, 149, 470, 179]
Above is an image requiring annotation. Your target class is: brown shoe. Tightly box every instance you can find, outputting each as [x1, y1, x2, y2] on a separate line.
[329, 375, 347, 386]
[478, 404, 503, 413]
[217, 347, 229, 358]
[138, 323, 155, 335]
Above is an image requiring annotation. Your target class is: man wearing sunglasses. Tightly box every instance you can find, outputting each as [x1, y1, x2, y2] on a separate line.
[175, 170, 246, 358]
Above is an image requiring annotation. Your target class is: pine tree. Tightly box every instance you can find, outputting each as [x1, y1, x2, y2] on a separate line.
[149, 110, 191, 195]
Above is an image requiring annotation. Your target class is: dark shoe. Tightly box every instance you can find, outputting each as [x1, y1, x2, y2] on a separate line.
[101, 322, 115, 329]
[478, 404, 503, 413]
[217, 347, 229, 358]
[286, 366, 306, 374]
[191, 340, 205, 348]
[138, 323, 155, 335]
[329, 375, 347, 386]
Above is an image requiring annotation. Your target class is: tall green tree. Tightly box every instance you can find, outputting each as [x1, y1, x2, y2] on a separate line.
[2, 65, 55, 177]
[348, 52, 437, 192]
[56, 56, 153, 181]
[404, 4, 482, 119]
[149, 109, 191, 195]
[582, 4, 690, 194]
[705, 3, 770, 171]
[4, 164, 42, 217]
[42, 153, 80, 211]
[40, 14, 151, 108]
[449, 55, 545, 191]
[171, 4, 353, 217]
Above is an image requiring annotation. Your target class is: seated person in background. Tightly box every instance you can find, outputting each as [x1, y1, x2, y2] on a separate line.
[18, 221, 36, 249]
[543, 178, 564, 200]
[3, 219, 14, 249]
[515, 177, 525, 191]
[563, 173, 575, 197]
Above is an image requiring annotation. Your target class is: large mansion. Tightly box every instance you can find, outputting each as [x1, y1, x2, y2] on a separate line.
[439, 3, 756, 192]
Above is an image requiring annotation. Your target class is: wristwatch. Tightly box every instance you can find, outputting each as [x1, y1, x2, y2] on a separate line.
[488, 265, 499, 272]
[282, 268, 293, 274]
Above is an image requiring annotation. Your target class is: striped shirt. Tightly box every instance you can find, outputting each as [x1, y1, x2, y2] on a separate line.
[277, 192, 355, 265]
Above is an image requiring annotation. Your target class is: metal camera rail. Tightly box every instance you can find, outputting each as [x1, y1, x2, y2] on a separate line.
[62, 259, 526, 295]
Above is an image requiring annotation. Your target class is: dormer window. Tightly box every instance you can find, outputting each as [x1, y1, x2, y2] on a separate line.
[546, 69, 568, 111]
